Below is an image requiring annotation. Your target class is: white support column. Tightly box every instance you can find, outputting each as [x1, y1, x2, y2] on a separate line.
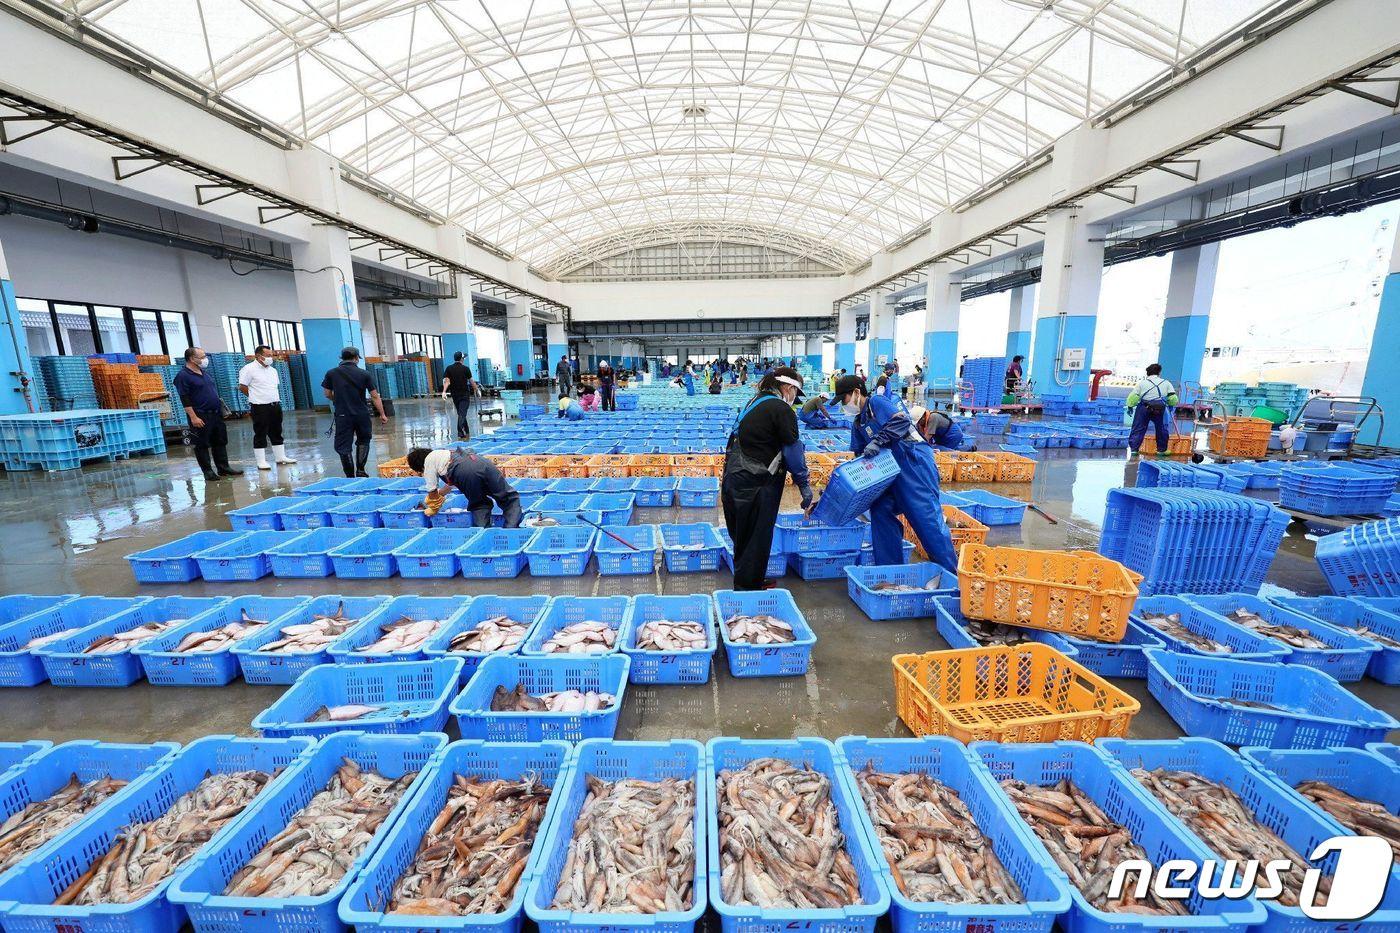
[1158, 243, 1219, 395]
[922, 268, 960, 386]
[438, 272, 478, 377]
[369, 300, 396, 362]
[546, 316, 568, 377]
[867, 288, 895, 375]
[1031, 209, 1105, 400]
[836, 306, 856, 372]
[805, 334, 824, 373]
[0, 237, 35, 414]
[1005, 285, 1035, 365]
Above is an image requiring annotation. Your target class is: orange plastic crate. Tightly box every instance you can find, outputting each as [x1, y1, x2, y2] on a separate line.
[952, 453, 997, 483]
[500, 455, 551, 479]
[983, 451, 1036, 483]
[957, 544, 1141, 642]
[628, 455, 675, 478]
[585, 455, 631, 478]
[378, 456, 417, 478]
[1139, 434, 1195, 457]
[806, 453, 837, 489]
[1207, 417, 1272, 458]
[544, 455, 591, 478]
[892, 644, 1139, 743]
[672, 454, 722, 478]
[934, 453, 958, 480]
[901, 505, 987, 560]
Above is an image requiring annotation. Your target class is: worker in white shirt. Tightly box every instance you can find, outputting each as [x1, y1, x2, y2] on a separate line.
[405, 446, 522, 527]
[237, 345, 296, 470]
[1126, 363, 1180, 456]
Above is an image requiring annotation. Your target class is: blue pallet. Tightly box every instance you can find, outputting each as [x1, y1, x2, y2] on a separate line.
[836, 737, 1071, 933]
[1192, 593, 1378, 682]
[930, 596, 1080, 657]
[328, 528, 421, 578]
[523, 596, 630, 656]
[594, 523, 658, 575]
[525, 526, 597, 576]
[127, 531, 247, 583]
[808, 450, 900, 525]
[526, 740, 706, 933]
[277, 495, 342, 530]
[166, 732, 443, 933]
[391, 528, 481, 578]
[579, 492, 635, 525]
[974, 741, 1266, 933]
[676, 476, 720, 508]
[330, 595, 471, 663]
[1131, 596, 1290, 661]
[0, 596, 146, 686]
[460, 528, 537, 578]
[266, 527, 367, 578]
[340, 739, 573, 933]
[774, 512, 864, 552]
[451, 654, 630, 742]
[231, 595, 390, 685]
[133, 596, 306, 686]
[226, 496, 301, 531]
[1143, 648, 1398, 748]
[423, 595, 550, 681]
[660, 523, 726, 572]
[845, 563, 957, 620]
[951, 489, 1026, 525]
[0, 735, 314, 933]
[713, 589, 815, 678]
[35, 596, 226, 687]
[705, 737, 888, 933]
[253, 658, 464, 738]
[621, 594, 716, 684]
[193, 529, 292, 582]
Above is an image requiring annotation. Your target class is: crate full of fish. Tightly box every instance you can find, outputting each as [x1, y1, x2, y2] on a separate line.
[1190, 593, 1379, 682]
[713, 589, 816, 678]
[126, 531, 247, 584]
[1099, 737, 1400, 930]
[659, 523, 726, 573]
[0, 596, 147, 687]
[525, 526, 597, 577]
[451, 654, 630, 743]
[134, 597, 309, 687]
[835, 736, 1072, 933]
[422, 595, 550, 681]
[265, 528, 367, 578]
[525, 739, 706, 933]
[1129, 595, 1290, 661]
[166, 731, 444, 932]
[621, 594, 717, 685]
[232, 596, 389, 685]
[974, 741, 1267, 933]
[958, 545, 1141, 642]
[930, 595, 1081, 658]
[594, 524, 659, 575]
[330, 596, 470, 664]
[845, 563, 956, 620]
[705, 737, 889, 933]
[252, 658, 465, 738]
[1354, 596, 1400, 682]
[893, 643, 1139, 743]
[193, 529, 291, 582]
[35, 596, 227, 688]
[339, 739, 573, 933]
[460, 528, 537, 579]
[0, 734, 314, 933]
[389, 528, 481, 579]
[1143, 648, 1399, 748]
[523, 596, 629, 657]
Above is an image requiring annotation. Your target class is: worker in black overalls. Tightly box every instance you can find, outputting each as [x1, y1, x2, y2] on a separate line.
[321, 346, 387, 477]
[721, 366, 815, 590]
[407, 446, 522, 528]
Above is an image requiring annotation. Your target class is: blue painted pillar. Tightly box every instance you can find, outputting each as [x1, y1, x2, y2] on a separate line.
[1362, 224, 1400, 446]
[438, 274, 479, 379]
[1157, 244, 1218, 399]
[836, 305, 857, 372]
[804, 334, 824, 374]
[506, 301, 533, 384]
[922, 269, 960, 389]
[1005, 285, 1034, 367]
[0, 240, 36, 414]
[290, 225, 361, 400]
[1029, 210, 1104, 401]
[867, 288, 895, 374]
[545, 318, 568, 381]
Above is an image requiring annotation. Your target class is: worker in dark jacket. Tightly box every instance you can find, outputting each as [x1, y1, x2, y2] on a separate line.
[408, 446, 522, 528]
[555, 355, 572, 397]
[322, 346, 388, 477]
[173, 346, 238, 482]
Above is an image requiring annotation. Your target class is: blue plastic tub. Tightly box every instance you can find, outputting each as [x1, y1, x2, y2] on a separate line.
[0, 595, 75, 630]
[327, 494, 403, 528]
[1047, 617, 1165, 679]
[127, 530, 246, 583]
[705, 737, 889, 933]
[0, 596, 147, 686]
[634, 476, 678, 507]
[548, 478, 594, 494]
[1355, 596, 1400, 682]
[295, 477, 360, 496]
[1131, 595, 1290, 661]
[580, 492, 635, 525]
[1191, 593, 1378, 681]
[525, 526, 597, 577]
[166, 732, 443, 933]
[809, 450, 900, 525]
[252, 658, 465, 738]
[226, 496, 300, 531]
[193, 529, 291, 582]
[713, 589, 816, 677]
[594, 523, 659, 575]
[1144, 647, 1399, 747]
[621, 594, 716, 684]
[459, 528, 537, 578]
[1265, 595, 1390, 682]
[391, 528, 481, 578]
[451, 654, 630, 742]
[660, 523, 726, 572]
[133, 596, 306, 686]
[340, 740, 573, 933]
[231, 595, 389, 685]
[330, 595, 471, 663]
[774, 512, 864, 552]
[277, 495, 341, 530]
[844, 563, 958, 620]
[377, 493, 432, 529]
[676, 476, 720, 508]
[422, 595, 550, 680]
[951, 489, 1027, 525]
[590, 477, 639, 494]
[523, 596, 630, 656]
[787, 550, 859, 580]
[35, 596, 222, 687]
[0, 740, 51, 783]
[526, 740, 707, 933]
[836, 737, 1071, 933]
[0, 735, 314, 933]
[930, 596, 1080, 657]
[266, 527, 367, 578]
[531, 492, 590, 514]
[717, 528, 788, 578]
[974, 741, 1267, 933]
[328, 528, 421, 579]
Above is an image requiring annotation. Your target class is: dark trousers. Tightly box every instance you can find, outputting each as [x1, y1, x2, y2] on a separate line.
[599, 386, 616, 411]
[451, 395, 472, 439]
[1129, 402, 1170, 452]
[249, 403, 284, 448]
[333, 412, 372, 456]
[188, 410, 227, 451]
[722, 469, 785, 590]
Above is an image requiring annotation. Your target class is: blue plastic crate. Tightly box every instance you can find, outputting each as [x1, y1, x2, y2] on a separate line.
[422, 595, 550, 681]
[460, 528, 537, 578]
[845, 563, 957, 620]
[1047, 617, 1165, 679]
[327, 494, 403, 528]
[705, 737, 888, 933]
[328, 528, 421, 579]
[973, 412, 1011, 433]
[0, 735, 314, 933]
[277, 495, 342, 530]
[836, 737, 1071, 933]
[856, 540, 915, 565]
[34, 596, 225, 687]
[0, 596, 146, 687]
[1131, 595, 1289, 661]
[1355, 597, 1400, 682]
[526, 740, 706, 933]
[593, 523, 658, 575]
[659, 523, 726, 572]
[787, 550, 859, 580]
[930, 596, 1080, 657]
[676, 476, 720, 508]
[774, 512, 864, 552]
[716, 528, 788, 578]
[579, 492, 635, 525]
[391, 528, 481, 578]
[531, 492, 590, 513]
[0, 740, 52, 783]
[547, 478, 594, 494]
[1192, 593, 1378, 682]
[451, 654, 630, 742]
[253, 658, 464, 738]
[377, 493, 432, 529]
[523, 596, 630, 656]
[808, 450, 900, 525]
[525, 526, 597, 577]
[340, 739, 573, 933]
[1144, 648, 1398, 748]
[330, 595, 472, 663]
[133, 596, 306, 686]
[1263, 595, 1389, 683]
[974, 741, 1266, 933]
[621, 594, 716, 684]
[231, 595, 390, 685]
[0, 595, 75, 629]
[225, 496, 301, 531]
[265, 526, 366, 578]
[193, 529, 291, 582]
[127, 531, 246, 583]
[589, 477, 639, 494]
[946, 488, 1026, 525]
[712, 589, 815, 678]
[166, 731, 443, 933]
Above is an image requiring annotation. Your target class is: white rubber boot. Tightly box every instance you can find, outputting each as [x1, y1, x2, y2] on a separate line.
[272, 444, 297, 465]
[254, 448, 271, 470]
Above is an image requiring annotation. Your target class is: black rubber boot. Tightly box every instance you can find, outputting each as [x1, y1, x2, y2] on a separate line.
[339, 453, 356, 477]
[213, 445, 239, 476]
[354, 445, 370, 478]
[194, 448, 221, 481]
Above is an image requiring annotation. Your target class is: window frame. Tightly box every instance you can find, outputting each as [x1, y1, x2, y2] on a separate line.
[15, 298, 193, 357]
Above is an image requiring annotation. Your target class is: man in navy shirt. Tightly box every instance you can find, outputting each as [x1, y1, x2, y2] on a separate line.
[321, 346, 387, 477]
[173, 346, 238, 481]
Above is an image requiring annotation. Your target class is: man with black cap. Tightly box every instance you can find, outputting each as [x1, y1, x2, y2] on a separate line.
[321, 346, 388, 477]
[441, 351, 478, 441]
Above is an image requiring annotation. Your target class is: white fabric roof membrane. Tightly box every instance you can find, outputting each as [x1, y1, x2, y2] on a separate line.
[69, 0, 1283, 277]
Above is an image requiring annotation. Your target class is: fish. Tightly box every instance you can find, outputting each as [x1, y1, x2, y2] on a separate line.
[1225, 608, 1333, 650]
[1294, 781, 1400, 860]
[54, 769, 273, 905]
[173, 610, 268, 654]
[0, 775, 130, 874]
[222, 759, 416, 899]
[523, 516, 560, 527]
[1001, 777, 1190, 916]
[489, 684, 612, 713]
[356, 615, 446, 654]
[1130, 767, 1327, 907]
[539, 621, 617, 655]
[962, 619, 1040, 648]
[1342, 624, 1400, 649]
[551, 773, 695, 913]
[388, 773, 553, 916]
[83, 619, 182, 654]
[23, 627, 79, 650]
[307, 704, 382, 723]
[716, 757, 863, 909]
[872, 575, 945, 593]
[258, 602, 359, 654]
[635, 619, 708, 652]
[447, 615, 529, 653]
[853, 765, 1022, 905]
[723, 614, 795, 645]
[1137, 612, 1233, 653]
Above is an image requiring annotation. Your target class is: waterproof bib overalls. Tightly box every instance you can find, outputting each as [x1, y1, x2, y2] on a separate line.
[445, 449, 523, 529]
[721, 394, 790, 591]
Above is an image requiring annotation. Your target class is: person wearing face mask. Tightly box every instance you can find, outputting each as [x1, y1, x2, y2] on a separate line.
[174, 346, 238, 482]
[834, 374, 958, 574]
[237, 344, 296, 470]
[721, 366, 815, 590]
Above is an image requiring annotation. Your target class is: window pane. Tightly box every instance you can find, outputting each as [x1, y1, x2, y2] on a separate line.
[18, 299, 60, 356]
[129, 309, 163, 355]
[93, 306, 132, 354]
[54, 304, 96, 356]
[160, 312, 190, 358]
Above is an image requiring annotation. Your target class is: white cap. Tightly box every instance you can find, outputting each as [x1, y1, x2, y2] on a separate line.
[908, 405, 929, 424]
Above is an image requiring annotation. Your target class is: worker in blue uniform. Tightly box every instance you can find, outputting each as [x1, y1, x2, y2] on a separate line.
[558, 394, 585, 421]
[682, 360, 696, 396]
[906, 405, 965, 451]
[798, 392, 834, 428]
[835, 375, 958, 574]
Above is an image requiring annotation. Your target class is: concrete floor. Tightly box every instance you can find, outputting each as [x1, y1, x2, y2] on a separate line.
[0, 397, 1395, 747]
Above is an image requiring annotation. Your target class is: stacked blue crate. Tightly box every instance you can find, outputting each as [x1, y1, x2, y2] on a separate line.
[272, 358, 295, 411]
[395, 360, 428, 397]
[287, 353, 312, 409]
[368, 362, 400, 400]
[1280, 463, 1397, 515]
[139, 364, 188, 429]
[34, 356, 98, 410]
[24, 363, 49, 413]
[206, 351, 249, 414]
[959, 356, 1006, 409]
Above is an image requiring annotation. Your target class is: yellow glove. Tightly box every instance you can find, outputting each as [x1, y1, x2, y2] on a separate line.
[422, 489, 447, 517]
